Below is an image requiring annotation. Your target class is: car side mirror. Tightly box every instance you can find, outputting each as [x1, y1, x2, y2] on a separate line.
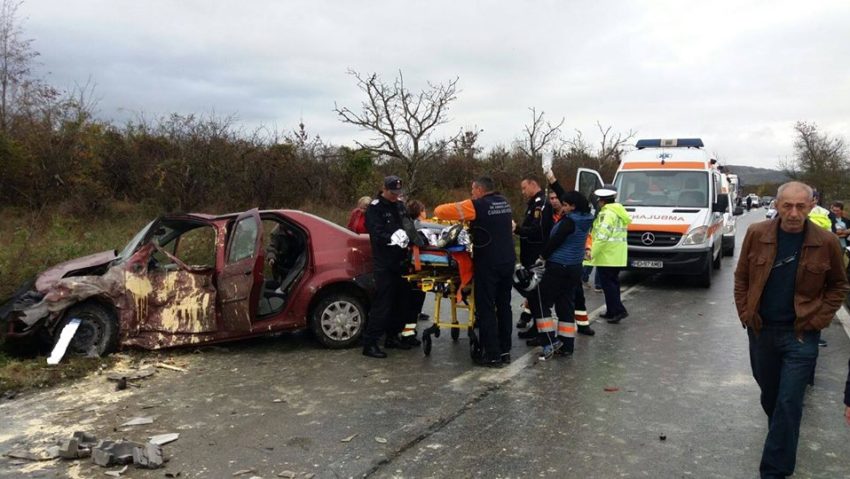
[734, 206, 744, 216]
[713, 194, 729, 213]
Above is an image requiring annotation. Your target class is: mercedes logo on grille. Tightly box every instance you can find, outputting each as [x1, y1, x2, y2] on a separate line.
[641, 232, 656, 245]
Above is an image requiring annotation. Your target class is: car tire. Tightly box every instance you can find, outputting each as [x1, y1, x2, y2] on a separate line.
[310, 293, 365, 349]
[57, 302, 119, 357]
[722, 237, 735, 257]
[698, 255, 712, 288]
[712, 246, 722, 270]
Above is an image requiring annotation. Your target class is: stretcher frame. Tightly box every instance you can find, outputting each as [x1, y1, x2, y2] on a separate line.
[403, 247, 480, 358]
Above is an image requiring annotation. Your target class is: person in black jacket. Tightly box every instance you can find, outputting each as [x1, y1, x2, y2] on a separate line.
[515, 176, 546, 267]
[363, 175, 413, 358]
[435, 176, 516, 367]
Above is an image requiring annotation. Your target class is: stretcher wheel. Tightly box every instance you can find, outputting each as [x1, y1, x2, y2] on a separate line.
[468, 328, 482, 360]
[434, 328, 441, 339]
[423, 335, 432, 356]
[451, 326, 460, 341]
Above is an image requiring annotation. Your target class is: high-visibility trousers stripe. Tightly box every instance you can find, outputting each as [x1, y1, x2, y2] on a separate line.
[575, 312, 589, 326]
[401, 323, 416, 336]
[557, 322, 576, 337]
[536, 317, 556, 333]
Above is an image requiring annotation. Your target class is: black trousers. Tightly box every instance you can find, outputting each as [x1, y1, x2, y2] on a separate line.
[474, 262, 514, 359]
[364, 269, 409, 344]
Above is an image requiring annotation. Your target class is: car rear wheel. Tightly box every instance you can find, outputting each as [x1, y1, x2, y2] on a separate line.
[311, 293, 365, 348]
[56, 302, 119, 357]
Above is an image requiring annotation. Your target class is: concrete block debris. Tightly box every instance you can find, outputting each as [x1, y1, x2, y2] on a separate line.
[57, 431, 98, 459]
[92, 440, 143, 467]
[132, 443, 164, 469]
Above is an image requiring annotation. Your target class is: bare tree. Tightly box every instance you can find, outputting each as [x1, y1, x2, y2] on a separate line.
[334, 69, 459, 194]
[0, 0, 37, 132]
[595, 121, 636, 169]
[515, 107, 564, 161]
[780, 121, 849, 202]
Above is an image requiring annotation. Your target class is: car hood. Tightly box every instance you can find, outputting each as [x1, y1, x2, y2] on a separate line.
[35, 250, 117, 293]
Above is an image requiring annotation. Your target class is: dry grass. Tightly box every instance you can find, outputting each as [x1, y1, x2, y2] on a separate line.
[0, 350, 115, 396]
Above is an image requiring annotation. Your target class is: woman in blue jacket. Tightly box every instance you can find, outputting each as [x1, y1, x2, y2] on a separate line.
[533, 191, 595, 359]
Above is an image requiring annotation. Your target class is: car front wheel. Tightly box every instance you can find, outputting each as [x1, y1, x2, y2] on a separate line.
[56, 301, 119, 357]
[311, 293, 365, 348]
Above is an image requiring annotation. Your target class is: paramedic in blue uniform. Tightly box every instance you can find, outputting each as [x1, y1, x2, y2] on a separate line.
[362, 175, 413, 358]
[435, 176, 516, 366]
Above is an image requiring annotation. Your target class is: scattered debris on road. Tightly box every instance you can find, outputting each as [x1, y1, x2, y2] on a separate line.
[340, 433, 358, 443]
[149, 433, 180, 446]
[156, 362, 188, 373]
[603, 386, 620, 392]
[233, 468, 257, 476]
[46, 318, 81, 365]
[277, 471, 296, 478]
[659, 434, 667, 441]
[374, 437, 387, 444]
[104, 465, 128, 477]
[120, 416, 154, 427]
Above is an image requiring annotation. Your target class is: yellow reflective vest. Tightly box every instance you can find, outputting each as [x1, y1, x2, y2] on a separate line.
[589, 202, 632, 267]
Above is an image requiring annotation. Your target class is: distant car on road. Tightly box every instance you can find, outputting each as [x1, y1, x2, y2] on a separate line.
[1, 209, 375, 356]
[765, 200, 777, 219]
[761, 196, 774, 208]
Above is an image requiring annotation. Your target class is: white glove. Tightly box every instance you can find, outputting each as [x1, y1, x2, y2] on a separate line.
[544, 169, 556, 184]
[389, 229, 409, 248]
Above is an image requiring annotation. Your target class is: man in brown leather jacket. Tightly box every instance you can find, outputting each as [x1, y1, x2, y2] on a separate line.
[734, 181, 849, 479]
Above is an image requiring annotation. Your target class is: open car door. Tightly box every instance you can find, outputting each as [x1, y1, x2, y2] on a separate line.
[575, 167, 605, 214]
[218, 209, 264, 332]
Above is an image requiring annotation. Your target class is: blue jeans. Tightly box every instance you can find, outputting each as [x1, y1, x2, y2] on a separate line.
[748, 327, 820, 478]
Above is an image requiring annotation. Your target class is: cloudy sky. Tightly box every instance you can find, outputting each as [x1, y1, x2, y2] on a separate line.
[22, 0, 850, 168]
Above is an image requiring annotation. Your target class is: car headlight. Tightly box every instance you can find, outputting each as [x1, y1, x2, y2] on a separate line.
[682, 225, 708, 245]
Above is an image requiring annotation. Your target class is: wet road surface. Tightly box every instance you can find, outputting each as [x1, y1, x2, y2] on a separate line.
[1, 209, 849, 478]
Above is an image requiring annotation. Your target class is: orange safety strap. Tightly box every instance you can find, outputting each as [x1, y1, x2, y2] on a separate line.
[412, 245, 422, 271]
[452, 251, 474, 302]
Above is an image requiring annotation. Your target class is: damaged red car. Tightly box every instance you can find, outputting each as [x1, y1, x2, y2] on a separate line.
[0, 209, 374, 355]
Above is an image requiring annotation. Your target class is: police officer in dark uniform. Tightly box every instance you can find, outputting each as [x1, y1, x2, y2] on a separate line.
[435, 176, 516, 367]
[515, 176, 546, 266]
[514, 176, 546, 340]
[363, 175, 412, 358]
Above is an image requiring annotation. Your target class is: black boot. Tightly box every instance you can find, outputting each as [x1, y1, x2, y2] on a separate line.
[363, 344, 387, 358]
[385, 336, 413, 350]
[577, 325, 596, 336]
[518, 327, 537, 339]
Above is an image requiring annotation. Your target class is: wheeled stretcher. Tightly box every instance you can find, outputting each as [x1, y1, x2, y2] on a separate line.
[403, 244, 480, 358]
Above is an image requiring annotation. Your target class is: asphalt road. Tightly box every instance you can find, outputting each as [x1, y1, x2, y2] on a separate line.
[1, 208, 849, 478]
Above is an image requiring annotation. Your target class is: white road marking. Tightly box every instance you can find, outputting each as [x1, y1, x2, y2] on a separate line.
[836, 305, 850, 340]
[447, 281, 646, 392]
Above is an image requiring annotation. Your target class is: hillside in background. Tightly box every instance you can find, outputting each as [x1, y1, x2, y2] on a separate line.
[726, 165, 790, 186]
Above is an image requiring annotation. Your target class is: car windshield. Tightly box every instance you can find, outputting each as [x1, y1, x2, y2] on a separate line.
[116, 220, 155, 262]
[616, 171, 709, 208]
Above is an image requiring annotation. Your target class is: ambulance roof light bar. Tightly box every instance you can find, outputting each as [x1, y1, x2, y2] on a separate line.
[635, 138, 704, 149]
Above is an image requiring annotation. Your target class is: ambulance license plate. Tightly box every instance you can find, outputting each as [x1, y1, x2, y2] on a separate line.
[631, 260, 663, 269]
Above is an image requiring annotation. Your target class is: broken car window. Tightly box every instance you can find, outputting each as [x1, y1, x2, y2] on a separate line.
[228, 217, 258, 263]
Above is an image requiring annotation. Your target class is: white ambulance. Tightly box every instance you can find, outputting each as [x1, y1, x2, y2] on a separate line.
[576, 138, 741, 287]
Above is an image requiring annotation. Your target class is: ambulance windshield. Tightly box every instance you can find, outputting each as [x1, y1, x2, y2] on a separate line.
[616, 171, 709, 208]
